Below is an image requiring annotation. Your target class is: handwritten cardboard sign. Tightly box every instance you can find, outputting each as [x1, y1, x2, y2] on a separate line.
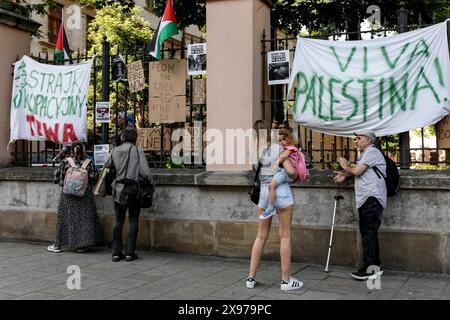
[149, 60, 186, 123]
[127, 60, 145, 93]
[436, 115, 450, 149]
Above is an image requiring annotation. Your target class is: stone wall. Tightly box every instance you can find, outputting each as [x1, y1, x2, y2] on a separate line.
[1, 167, 450, 274]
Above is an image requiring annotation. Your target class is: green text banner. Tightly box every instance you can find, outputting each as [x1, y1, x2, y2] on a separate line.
[288, 20, 450, 137]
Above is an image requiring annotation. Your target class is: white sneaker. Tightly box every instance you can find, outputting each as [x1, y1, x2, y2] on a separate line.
[281, 277, 303, 291]
[246, 277, 256, 289]
[47, 245, 62, 253]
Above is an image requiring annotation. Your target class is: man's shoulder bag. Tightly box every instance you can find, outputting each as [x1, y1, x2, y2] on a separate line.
[135, 147, 155, 208]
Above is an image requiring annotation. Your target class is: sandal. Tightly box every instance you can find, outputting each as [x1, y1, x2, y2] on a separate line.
[112, 253, 125, 262]
[125, 253, 138, 262]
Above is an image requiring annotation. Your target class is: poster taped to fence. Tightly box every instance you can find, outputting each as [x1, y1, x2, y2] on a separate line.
[112, 55, 127, 82]
[137, 128, 171, 151]
[187, 43, 207, 76]
[192, 79, 206, 104]
[10, 55, 92, 144]
[149, 60, 186, 123]
[127, 60, 145, 93]
[268, 50, 290, 85]
[93, 144, 109, 166]
[436, 115, 450, 148]
[95, 101, 110, 123]
[288, 21, 450, 137]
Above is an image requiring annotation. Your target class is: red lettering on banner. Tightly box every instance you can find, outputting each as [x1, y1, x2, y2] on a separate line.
[36, 119, 43, 136]
[26, 115, 35, 136]
[24, 114, 79, 144]
[62, 123, 77, 143]
[43, 123, 60, 144]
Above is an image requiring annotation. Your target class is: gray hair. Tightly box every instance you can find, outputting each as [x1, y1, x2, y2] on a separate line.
[121, 128, 137, 144]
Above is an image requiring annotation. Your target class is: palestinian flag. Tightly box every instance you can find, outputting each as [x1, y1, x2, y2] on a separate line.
[149, 0, 179, 60]
[54, 20, 72, 65]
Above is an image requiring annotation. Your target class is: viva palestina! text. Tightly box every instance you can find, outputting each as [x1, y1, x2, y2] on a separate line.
[10, 55, 92, 144]
[288, 20, 450, 137]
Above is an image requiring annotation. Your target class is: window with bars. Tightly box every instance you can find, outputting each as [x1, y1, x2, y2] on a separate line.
[48, 5, 62, 44]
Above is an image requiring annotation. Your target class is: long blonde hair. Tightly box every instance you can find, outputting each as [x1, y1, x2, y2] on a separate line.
[279, 130, 297, 147]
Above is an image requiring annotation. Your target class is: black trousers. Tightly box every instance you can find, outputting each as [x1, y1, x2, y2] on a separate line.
[112, 198, 140, 256]
[358, 197, 383, 269]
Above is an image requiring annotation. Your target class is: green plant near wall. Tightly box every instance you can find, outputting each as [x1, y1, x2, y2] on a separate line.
[413, 163, 448, 170]
[412, 126, 436, 138]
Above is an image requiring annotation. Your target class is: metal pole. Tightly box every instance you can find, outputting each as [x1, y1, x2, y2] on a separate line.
[397, 3, 410, 169]
[325, 195, 343, 272]
[101, 36, 110, 144]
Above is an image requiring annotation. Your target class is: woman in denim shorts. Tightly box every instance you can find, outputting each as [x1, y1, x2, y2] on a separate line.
[246, 121, 304, 291]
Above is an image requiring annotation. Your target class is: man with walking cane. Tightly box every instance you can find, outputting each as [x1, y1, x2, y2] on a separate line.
[333, 130, 386, 280]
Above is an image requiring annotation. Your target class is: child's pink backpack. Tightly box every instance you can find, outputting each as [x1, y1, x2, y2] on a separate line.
[286, 146, 309, 182]
[296, 148, 309, 181]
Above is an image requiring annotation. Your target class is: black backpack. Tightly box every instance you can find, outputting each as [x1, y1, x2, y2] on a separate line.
[373, 155, 400, 197]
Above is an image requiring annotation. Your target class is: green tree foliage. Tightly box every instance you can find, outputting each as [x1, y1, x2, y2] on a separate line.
[273, 0, 449, 35]
[80, 0, 135, 11]
[85, 4, 153, 139]
[147, 0, 448, 35]
[152, 0, 206, 30]
[86, 4, 152, 55]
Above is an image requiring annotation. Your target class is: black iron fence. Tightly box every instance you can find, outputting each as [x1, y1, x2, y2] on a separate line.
[262, 8, 450, 170]
[12, 35, 206, 168]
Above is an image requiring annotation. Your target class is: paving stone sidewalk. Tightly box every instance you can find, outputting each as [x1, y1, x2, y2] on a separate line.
[0, 241, 449, 300]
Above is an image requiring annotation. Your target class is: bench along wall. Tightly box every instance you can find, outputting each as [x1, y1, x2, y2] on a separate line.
[1, 167, 449, 274]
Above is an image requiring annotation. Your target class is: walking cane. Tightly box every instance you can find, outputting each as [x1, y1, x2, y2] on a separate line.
[325, 195, 344, 272]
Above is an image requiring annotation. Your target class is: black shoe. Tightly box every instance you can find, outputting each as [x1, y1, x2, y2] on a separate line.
[350, 268, 374, 280]
[125, 253, 138, 262]
[112, 253, 125, 262]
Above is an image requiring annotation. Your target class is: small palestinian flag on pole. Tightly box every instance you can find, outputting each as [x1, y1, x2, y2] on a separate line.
[54, 19, 72, 65]
[149, 0, 179, 60]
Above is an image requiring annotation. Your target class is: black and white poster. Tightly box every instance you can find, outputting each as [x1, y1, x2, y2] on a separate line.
[268, 50, 290, 85]
[93, 144, 109, 166]
[111, 55, 127, 82]
[187, 43, 207, 76]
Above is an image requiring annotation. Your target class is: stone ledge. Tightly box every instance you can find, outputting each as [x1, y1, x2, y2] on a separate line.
[1, 167, 450, 190]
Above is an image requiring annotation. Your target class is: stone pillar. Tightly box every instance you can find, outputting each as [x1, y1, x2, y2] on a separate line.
[206, 0, 271, 171]
[0, 0, 40, 167]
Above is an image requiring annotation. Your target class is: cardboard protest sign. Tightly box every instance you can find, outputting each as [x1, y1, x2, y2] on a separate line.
[127, 60, 145, 93]
[436, 115, 450, 148]
[192, 79, 206, 105]
[149, 60, 186, 123]
[10, 55, 92, 144]
[136, 128, 171, 151]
